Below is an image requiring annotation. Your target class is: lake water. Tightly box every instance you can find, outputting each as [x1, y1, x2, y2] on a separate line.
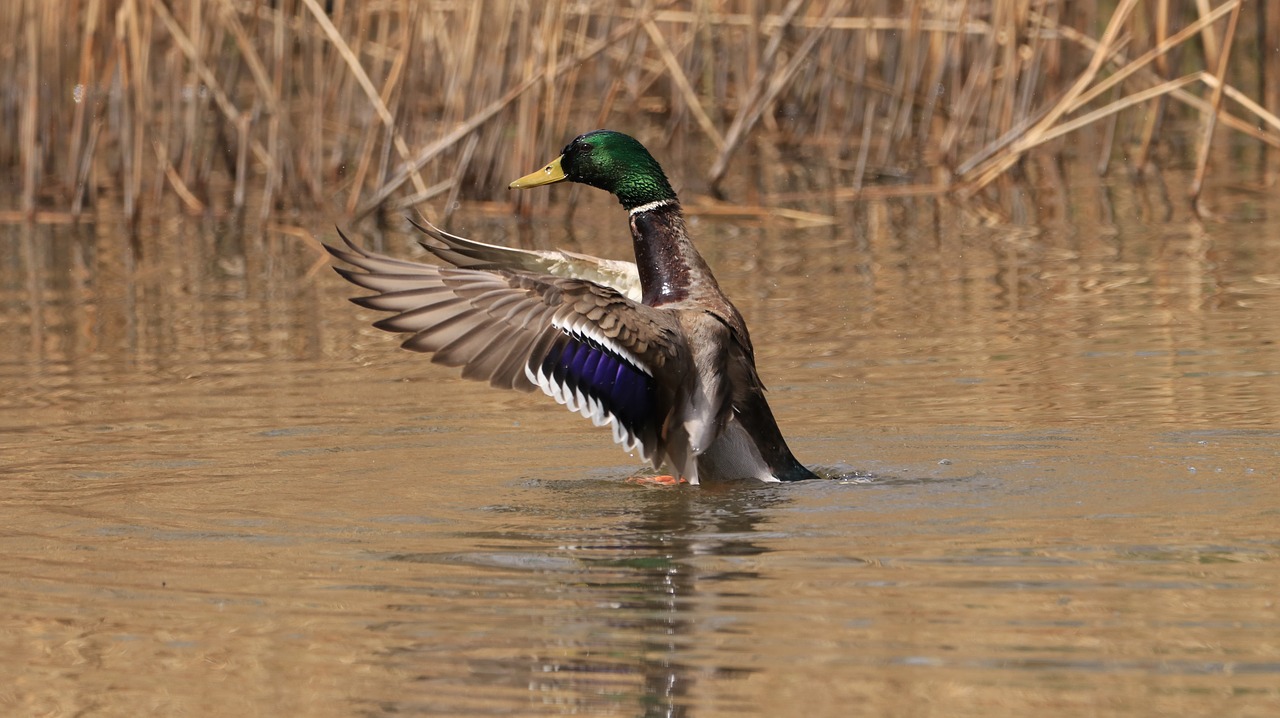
[2, 169, 1278, 716]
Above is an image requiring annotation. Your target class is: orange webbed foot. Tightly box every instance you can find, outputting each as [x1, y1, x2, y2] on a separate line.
[625, 474, 688, 487]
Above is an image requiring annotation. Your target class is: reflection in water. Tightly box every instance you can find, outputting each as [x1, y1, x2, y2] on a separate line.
[368, 483, 789, 716]
[2, 171, 1280, 716]
[4, 170, 1280, 435]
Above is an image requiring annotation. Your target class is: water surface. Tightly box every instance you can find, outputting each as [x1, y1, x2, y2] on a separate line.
[2, 172, 1278, 716]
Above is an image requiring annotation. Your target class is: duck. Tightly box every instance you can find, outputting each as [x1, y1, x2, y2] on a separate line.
[326, 129, 817, 484]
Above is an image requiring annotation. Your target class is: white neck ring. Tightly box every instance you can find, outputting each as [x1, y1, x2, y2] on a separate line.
[628, 198, 674, 216]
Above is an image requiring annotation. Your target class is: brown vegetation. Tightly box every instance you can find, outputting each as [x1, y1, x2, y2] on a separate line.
[1, 0, 1277, 224]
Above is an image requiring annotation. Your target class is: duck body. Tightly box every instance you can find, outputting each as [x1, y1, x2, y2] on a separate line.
[328, 130, 816, 484]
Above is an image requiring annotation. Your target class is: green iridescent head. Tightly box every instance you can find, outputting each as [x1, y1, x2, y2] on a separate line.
[510, 130, 677, 210]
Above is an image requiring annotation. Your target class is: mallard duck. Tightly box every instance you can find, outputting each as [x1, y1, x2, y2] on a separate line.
[326, 130, 817, 484]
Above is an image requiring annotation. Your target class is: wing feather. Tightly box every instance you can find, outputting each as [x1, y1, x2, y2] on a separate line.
[410, 218, 642, 302]
[325, 229, 687, 462]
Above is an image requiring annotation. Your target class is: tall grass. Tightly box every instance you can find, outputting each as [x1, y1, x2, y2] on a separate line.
[1, 0, 1277, 225]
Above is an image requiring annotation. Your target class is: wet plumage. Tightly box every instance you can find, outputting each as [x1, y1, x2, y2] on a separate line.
[326, 130, 817, 484]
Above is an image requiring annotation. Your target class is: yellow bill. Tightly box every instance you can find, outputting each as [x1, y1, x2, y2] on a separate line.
[509, 155, 567, 189]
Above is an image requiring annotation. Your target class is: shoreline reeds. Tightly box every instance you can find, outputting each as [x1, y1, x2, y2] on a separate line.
[1, 0, 1277, 226]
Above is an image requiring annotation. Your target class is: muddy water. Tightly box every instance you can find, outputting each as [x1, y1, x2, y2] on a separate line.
[2, 174, 1279, 716]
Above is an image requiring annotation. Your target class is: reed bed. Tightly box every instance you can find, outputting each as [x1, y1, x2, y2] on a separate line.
[1, 0, 1277, 225]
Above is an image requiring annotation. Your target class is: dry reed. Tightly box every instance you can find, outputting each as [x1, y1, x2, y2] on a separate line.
[1, 0, 1277, 225]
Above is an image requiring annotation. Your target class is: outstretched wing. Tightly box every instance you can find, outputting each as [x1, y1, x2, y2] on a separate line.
[325, 230, 686, 462]
[409, 218, 642, 302]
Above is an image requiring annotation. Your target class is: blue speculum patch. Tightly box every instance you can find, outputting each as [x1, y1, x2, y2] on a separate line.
[541, 331, 653, 437]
